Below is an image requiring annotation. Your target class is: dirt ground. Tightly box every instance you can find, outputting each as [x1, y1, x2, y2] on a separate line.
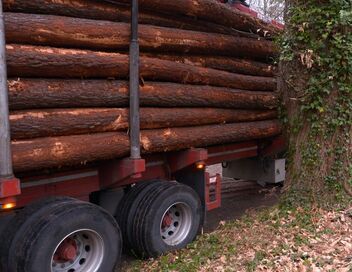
[204, 186, 280, 232]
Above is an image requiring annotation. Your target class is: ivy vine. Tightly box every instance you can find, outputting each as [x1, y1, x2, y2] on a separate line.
[280, 0, 352, 203]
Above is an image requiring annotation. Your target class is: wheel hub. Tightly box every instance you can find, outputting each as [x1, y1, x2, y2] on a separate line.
[160, 202, 193, 246]
[162, 212, 173, 228]
[54, 239, 77, 262]
[51, 229, 104, 272]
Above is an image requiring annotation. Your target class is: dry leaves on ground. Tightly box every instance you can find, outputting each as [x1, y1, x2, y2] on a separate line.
[127, 206, 352, 272]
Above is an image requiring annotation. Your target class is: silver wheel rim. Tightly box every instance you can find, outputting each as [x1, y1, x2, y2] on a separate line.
[160, 202, 193, 246]
[51, 229, 104, 272]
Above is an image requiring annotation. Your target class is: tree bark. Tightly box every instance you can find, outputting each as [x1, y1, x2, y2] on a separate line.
[112, 0, 281, 37]
[4, 13, 277, 60]
[2, 0, 257, 38]
[142, 53, 277, 77]
[8, 79, 278, 110]
[6, 45, 277, 91]
[280, 2, 352, 202]
[12, 132, 131, 173]
[12, 120, 282, 172]
[140, 120, 282, 153]
[10, 108, 277, 139]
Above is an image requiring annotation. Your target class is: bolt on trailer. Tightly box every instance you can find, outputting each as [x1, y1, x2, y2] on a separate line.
[0, 0, 286, 271]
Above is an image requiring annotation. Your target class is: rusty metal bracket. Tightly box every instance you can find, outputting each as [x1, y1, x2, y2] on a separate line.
[99, 158, 146, 189]
[168, 148, 208, 173]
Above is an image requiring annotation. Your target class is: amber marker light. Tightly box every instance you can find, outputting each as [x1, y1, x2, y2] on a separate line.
[1, 202, 16, 210]
[196, 161, 206, 170]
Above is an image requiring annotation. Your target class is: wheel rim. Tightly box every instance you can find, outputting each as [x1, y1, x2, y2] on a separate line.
[160, 202, 193, 246]
[51, 229, 104, 272]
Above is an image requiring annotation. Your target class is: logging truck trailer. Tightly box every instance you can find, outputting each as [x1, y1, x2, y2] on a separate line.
[218, 0, 285, 29]
[0, 1, 286, 271]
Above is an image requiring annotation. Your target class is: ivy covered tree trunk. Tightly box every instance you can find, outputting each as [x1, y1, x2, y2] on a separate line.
[281, 0, 352, 205]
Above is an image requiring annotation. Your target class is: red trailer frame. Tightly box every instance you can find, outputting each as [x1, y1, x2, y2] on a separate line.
[0, 136, 285, 212]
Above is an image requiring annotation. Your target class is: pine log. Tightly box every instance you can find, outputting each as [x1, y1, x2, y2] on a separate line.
[12, 132, 131, 173]
[6, 45, 277, 91]
[112, 0, 281, 37]
[142, 53, 277, 77]
[12, 120, 282, 172]
[5, 13, 277, 60]
[10, 108, 278, 139]
[8, 79, 278, 110]
[140, 120, 281, 153]
[2, 0, 256, 38]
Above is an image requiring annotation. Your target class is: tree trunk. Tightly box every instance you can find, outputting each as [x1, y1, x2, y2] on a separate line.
[10, 108, 277, 139]
[2, 0, 256, 37]
[8, 79, 278, 110]
[142, 53, 277, 77]
[12, 120, 282, 172]
[282, 2, 352, 203]
[6, 45, 277, 91]
[4, 13, 277, 60]
[112, 0, 281, 37]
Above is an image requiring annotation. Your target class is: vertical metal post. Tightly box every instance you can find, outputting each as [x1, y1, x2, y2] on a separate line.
[0, 0, 13, 179]
[129, 0, 141, 159]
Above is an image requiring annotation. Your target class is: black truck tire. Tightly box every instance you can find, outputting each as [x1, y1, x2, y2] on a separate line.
[129, 182, 203, 257]
[115, 180, 171, 251]
[4, 198, 122, 272]
[0, 196, 77, 271]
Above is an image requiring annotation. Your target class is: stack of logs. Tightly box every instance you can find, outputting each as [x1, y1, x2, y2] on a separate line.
[4, 0, 282, 173]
